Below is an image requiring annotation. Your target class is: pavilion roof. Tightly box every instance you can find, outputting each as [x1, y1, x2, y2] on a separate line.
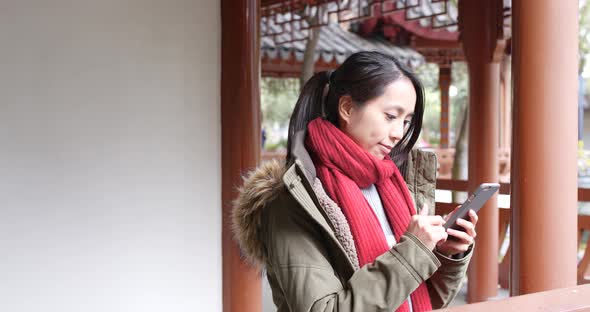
[261, 22, 424, 77]
[260, 1, 512, 65]
[260, 1, 462, 41]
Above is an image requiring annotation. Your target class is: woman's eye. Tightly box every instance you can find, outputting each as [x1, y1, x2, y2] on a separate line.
[404, 120, 412, 128]
[385, 113, 396, 121]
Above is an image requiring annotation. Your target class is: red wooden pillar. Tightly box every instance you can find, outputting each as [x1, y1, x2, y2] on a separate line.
[459, 0, 504, 302]
[466, 59, 500, 302]
[499, 56, 512, 150]
[439, 65, 451, 149]
[221, 0, 262, 311]
[510, 0, 578, 295]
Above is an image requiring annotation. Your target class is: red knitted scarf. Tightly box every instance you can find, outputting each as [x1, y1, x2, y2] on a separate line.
[305, 118, 432, 312]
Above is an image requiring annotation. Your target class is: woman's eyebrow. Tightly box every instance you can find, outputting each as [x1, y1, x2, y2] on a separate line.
[385, 104, 412, 116]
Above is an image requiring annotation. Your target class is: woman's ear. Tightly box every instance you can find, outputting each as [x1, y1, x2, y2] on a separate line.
[338, 95, 354, 126]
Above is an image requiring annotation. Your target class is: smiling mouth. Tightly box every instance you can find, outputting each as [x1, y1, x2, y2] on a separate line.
[379, 143, 393, 153]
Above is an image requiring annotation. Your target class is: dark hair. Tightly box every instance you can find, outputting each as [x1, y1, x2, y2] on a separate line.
[286, 51, 425, 166]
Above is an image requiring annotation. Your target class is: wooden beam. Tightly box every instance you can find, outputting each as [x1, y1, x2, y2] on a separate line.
[261, 56, 339, 78]
[412, 36, 462, 49]
[436, 179, 510, 195]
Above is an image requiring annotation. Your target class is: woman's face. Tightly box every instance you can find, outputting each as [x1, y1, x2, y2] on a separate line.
[339, 78, 416, 159]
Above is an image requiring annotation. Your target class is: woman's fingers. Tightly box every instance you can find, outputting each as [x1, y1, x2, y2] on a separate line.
[423, 215, 445, 226]
[456, 218, 477, 238]
[438, 239, 471, 253]
[469, 209, 479, 226]
[413, 214, 445, 226]
[446, 229, 473, 244]
[409, 207, 452, 250]
[433, 224, 449, 240]
[420, 204, 429, 216]
[437, 210, 478, 256]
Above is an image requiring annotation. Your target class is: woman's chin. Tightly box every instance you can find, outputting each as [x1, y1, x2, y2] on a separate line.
[368, 150, 387, 159]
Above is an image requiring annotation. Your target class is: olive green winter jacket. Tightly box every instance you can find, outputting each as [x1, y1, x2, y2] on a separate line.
[232, 131, 473, 312]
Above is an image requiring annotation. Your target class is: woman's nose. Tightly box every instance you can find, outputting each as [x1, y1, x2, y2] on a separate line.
[389, 121, 404, 141]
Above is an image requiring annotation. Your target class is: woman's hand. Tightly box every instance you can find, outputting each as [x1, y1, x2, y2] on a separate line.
[406, 204, 448, 251]
[436, 208, 478, 257]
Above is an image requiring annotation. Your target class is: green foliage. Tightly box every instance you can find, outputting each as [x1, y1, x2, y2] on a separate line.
[265, 138, 289, 152]
[261, 77, 300, 125]
[450, 62, 469, 138]
[415, 63, 441, 146]
[260, 77, 300, 150]
[414, 62, 469, 147]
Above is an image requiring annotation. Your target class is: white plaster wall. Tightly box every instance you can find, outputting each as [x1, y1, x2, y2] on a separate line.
[0, 1, 221, 311]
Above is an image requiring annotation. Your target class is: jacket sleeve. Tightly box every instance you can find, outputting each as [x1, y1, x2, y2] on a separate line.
[264, 194, 442, 312]
[426, 245, 474, 309]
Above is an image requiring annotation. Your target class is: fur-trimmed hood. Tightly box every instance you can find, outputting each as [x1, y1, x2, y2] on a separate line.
[231, 159, 287, 269]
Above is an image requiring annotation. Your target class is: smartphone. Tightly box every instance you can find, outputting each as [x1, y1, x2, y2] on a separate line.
[443, 183, 500, 231]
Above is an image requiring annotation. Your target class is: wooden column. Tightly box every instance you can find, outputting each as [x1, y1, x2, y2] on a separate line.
[221, 0, 262, 311]
[459, 0, 503, 302]
[510, 0, 578, 295]
[466, 60, 500, 302]
[439, 65, 452, 148]
[499, 55, 512, 150]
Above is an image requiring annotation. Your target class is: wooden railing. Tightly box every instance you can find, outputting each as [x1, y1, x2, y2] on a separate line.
[433, 148, 511, 182]
[440, 284, 590, 311]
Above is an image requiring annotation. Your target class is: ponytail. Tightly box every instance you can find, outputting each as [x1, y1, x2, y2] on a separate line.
[286, 71, 331, 164]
